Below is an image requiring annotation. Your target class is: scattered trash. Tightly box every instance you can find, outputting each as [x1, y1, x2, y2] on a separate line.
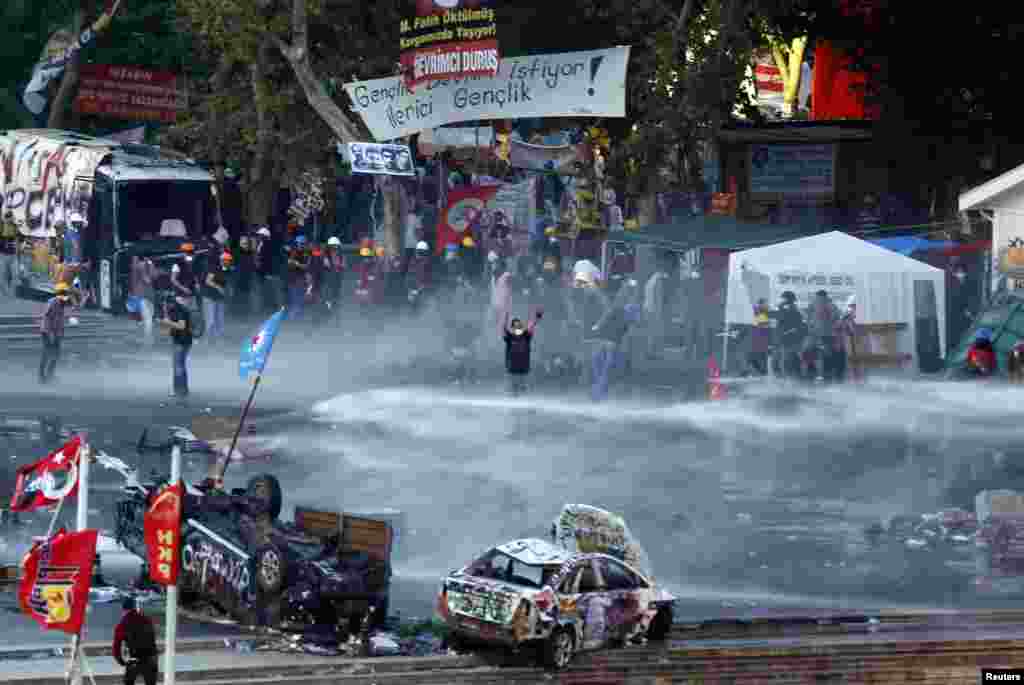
[369, 634, 401, 656]
[905, 538, 928, 550]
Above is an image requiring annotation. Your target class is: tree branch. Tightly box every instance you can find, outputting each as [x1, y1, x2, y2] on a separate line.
[671, 0, 697, 61]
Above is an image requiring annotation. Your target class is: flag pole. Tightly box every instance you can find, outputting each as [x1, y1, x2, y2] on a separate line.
[69, 439, 90, 685]
[163, 443, 182, 685]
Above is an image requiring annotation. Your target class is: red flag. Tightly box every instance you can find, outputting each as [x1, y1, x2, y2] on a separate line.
[708, 356, 727, 401]
[19, 528, 98, 635]
[10, 437, 83, 512]
[436, 186, 498, 256]
[144, 481, 183, 586]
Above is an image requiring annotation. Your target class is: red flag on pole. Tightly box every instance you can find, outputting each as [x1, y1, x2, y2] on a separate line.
[10, 437, 83, 512]
[708, 356, 727, 401]
[144, 482, 183, 586]
[18, 528, 98, 635]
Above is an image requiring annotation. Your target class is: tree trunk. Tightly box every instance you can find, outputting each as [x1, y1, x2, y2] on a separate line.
[208, 56, 237, 192]
[380, 178, 403, 256]
[47, 1, 91, 129]
[275, 0, 365, 144]
[247, 41, 277, 226]
[770, 37, 807, 118]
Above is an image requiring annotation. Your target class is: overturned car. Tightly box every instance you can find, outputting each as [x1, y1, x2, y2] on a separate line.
[113, 428, 393, 634]
[435, 505, 676, 669]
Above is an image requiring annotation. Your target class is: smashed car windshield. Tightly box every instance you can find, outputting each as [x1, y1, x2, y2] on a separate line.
[466, 549, 549, 589]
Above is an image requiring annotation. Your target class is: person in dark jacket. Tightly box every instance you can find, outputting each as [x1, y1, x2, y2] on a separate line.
[965, 328, 997, 378]
[113, 596, 158, 685]
[770, 291, 807, 379]
[504, 309, 543, 396]
[161, 293, 194, 401]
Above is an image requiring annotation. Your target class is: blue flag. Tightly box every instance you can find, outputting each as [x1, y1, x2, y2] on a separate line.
[240, 310, 285, 380]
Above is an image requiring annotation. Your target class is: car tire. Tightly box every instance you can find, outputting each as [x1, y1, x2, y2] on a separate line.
[247, 474, 283, 520]
[647, 606, 672, 641]
[541, 627, 574, 670]
[255, 544, 287, 595]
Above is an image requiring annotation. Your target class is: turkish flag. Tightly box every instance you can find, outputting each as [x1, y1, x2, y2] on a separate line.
[708, 356, 727, 401]
[144, 482, 183, 586]
[19, 528, 98, 635]
[10, 437, 83, 512]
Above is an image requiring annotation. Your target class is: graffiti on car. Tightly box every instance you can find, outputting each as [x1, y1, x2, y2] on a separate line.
[182, 537, 252, 598]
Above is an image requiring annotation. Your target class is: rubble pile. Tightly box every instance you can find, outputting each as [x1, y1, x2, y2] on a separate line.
[866, 509, 978, 551]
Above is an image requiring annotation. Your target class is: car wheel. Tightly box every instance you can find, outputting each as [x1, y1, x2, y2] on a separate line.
[247, 474, 283, 520]
[255, 544, 287, 595]
[647, 606, 672, 641]
[542, 627, 574, 670]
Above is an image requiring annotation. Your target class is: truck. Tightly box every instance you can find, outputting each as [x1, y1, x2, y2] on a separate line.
[0, 128, 220, 311]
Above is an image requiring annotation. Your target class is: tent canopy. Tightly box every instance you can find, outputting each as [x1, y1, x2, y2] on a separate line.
[725, 231, 947, 363]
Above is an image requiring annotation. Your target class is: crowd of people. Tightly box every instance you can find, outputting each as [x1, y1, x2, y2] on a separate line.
[742, 287, 858, 383]
[93, 222, 682, 402]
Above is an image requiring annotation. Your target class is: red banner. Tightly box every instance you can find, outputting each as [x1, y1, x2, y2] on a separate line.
[144, 481, 183, 586]
[811, 42, 880, 121]
[73, 64, 186, 123]
[400, 1, 499, 90]
[19, 528, 98, 635]
[10, 437, 82, 512]
[437, 186, 499, 255]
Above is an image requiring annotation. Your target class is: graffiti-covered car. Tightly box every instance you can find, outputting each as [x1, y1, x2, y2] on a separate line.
[115, 471, 393, 633]
[436, 538, 675, 669]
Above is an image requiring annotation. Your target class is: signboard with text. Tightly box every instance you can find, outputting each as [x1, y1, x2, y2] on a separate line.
[73, 64, 186, 124]
[774, 270, 855, 310]
[749, 144, 835, 196]
[400, 0, 499, 90]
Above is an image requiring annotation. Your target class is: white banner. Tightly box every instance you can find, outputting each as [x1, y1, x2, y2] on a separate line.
[417, 126, 494, 157]
[344, 46, 631, 141]
[509, 138, 581, 175]
[347, 142, 415, 176]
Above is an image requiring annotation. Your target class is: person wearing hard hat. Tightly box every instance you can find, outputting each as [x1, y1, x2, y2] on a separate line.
[0, 209, 17, 297]
[286, 236, 309, 320]
[171, 242, 198, 302]
[200, 250, 231, 342]
[746, 299, 772, 376]
[461, 234, 482, 285]
[407, 241, 433, 315]
[254, 226, 282, 315]
[322, 237, 345, 324]
[38, 282, 75, 384]
[353, 239, 376, 314]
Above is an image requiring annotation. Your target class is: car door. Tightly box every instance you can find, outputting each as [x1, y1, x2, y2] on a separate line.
[569, 558, 614, 651]
[596, 557, 647, 641]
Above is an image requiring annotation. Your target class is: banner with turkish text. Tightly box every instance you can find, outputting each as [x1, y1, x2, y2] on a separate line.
[73, 64, 186, 124]
[10, 437, 83, 512]
[400, 0, 499, 90]
[144, 481, 183, 586]
[19, 528, 98, 635]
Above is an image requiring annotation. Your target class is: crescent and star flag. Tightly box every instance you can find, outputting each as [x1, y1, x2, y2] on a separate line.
[708, 356, 727, 401]
[143, 481, 183, 586]
[10, 436, 83, 512]
[240, 309, 285, 380]
[19, 528, 98, 635]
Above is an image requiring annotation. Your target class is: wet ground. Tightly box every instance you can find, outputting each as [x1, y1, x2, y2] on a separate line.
[5, 330, 1024, 645]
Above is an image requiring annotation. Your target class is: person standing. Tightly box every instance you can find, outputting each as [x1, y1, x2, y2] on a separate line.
[771, 291, 806, 379]
[285, 239, 309, 320]
[642, 260, 669, 359]
[746, 299, 772, 376]
[202, 251, 230, 343]
[323, 237, 345, 324]
[170, 243, 198, 301]
[234, 235, 256, 319]
[589, 282, 642, 402]
[129, 256, 156, 347]
[39, 282, 74, 384]
[161, 293, 194, 401]
[503, 310, 543, 396]
[113, 596, 158, 685]
[0, 210, 17, 297]
[804, 290, 840, 381]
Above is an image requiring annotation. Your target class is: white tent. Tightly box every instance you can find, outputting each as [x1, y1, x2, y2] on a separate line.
[724, 231, 946, 370]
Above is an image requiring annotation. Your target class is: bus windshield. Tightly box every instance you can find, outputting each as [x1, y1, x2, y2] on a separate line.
[116, 181, 215, 244]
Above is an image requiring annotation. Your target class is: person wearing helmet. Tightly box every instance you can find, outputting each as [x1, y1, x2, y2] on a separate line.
[803, 290, 840, 381]
[408, 241, 433, 315]
[0, 209, 17, 297]
[200, 250, 231, 342]
[771, 290, 807, 379]
[254, 226, 283, 315]
[286, 240, 309, 320]
[171, 242, 198, 302]
[38, 282, 75, 384]
[353, 240, 376, 313]
[322, 237, 345, 324]
[746, 298, 772, 376]
[503, 308, 543, 396]
[966, 328, 997, 378]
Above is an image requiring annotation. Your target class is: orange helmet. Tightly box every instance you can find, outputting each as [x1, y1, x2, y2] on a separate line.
[462, 235, 476, 249]
[311, 248, 322, 257]
[375, 246, 386, 258]
[221, 251, 234, 264]
[181, 243, 194, 253]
